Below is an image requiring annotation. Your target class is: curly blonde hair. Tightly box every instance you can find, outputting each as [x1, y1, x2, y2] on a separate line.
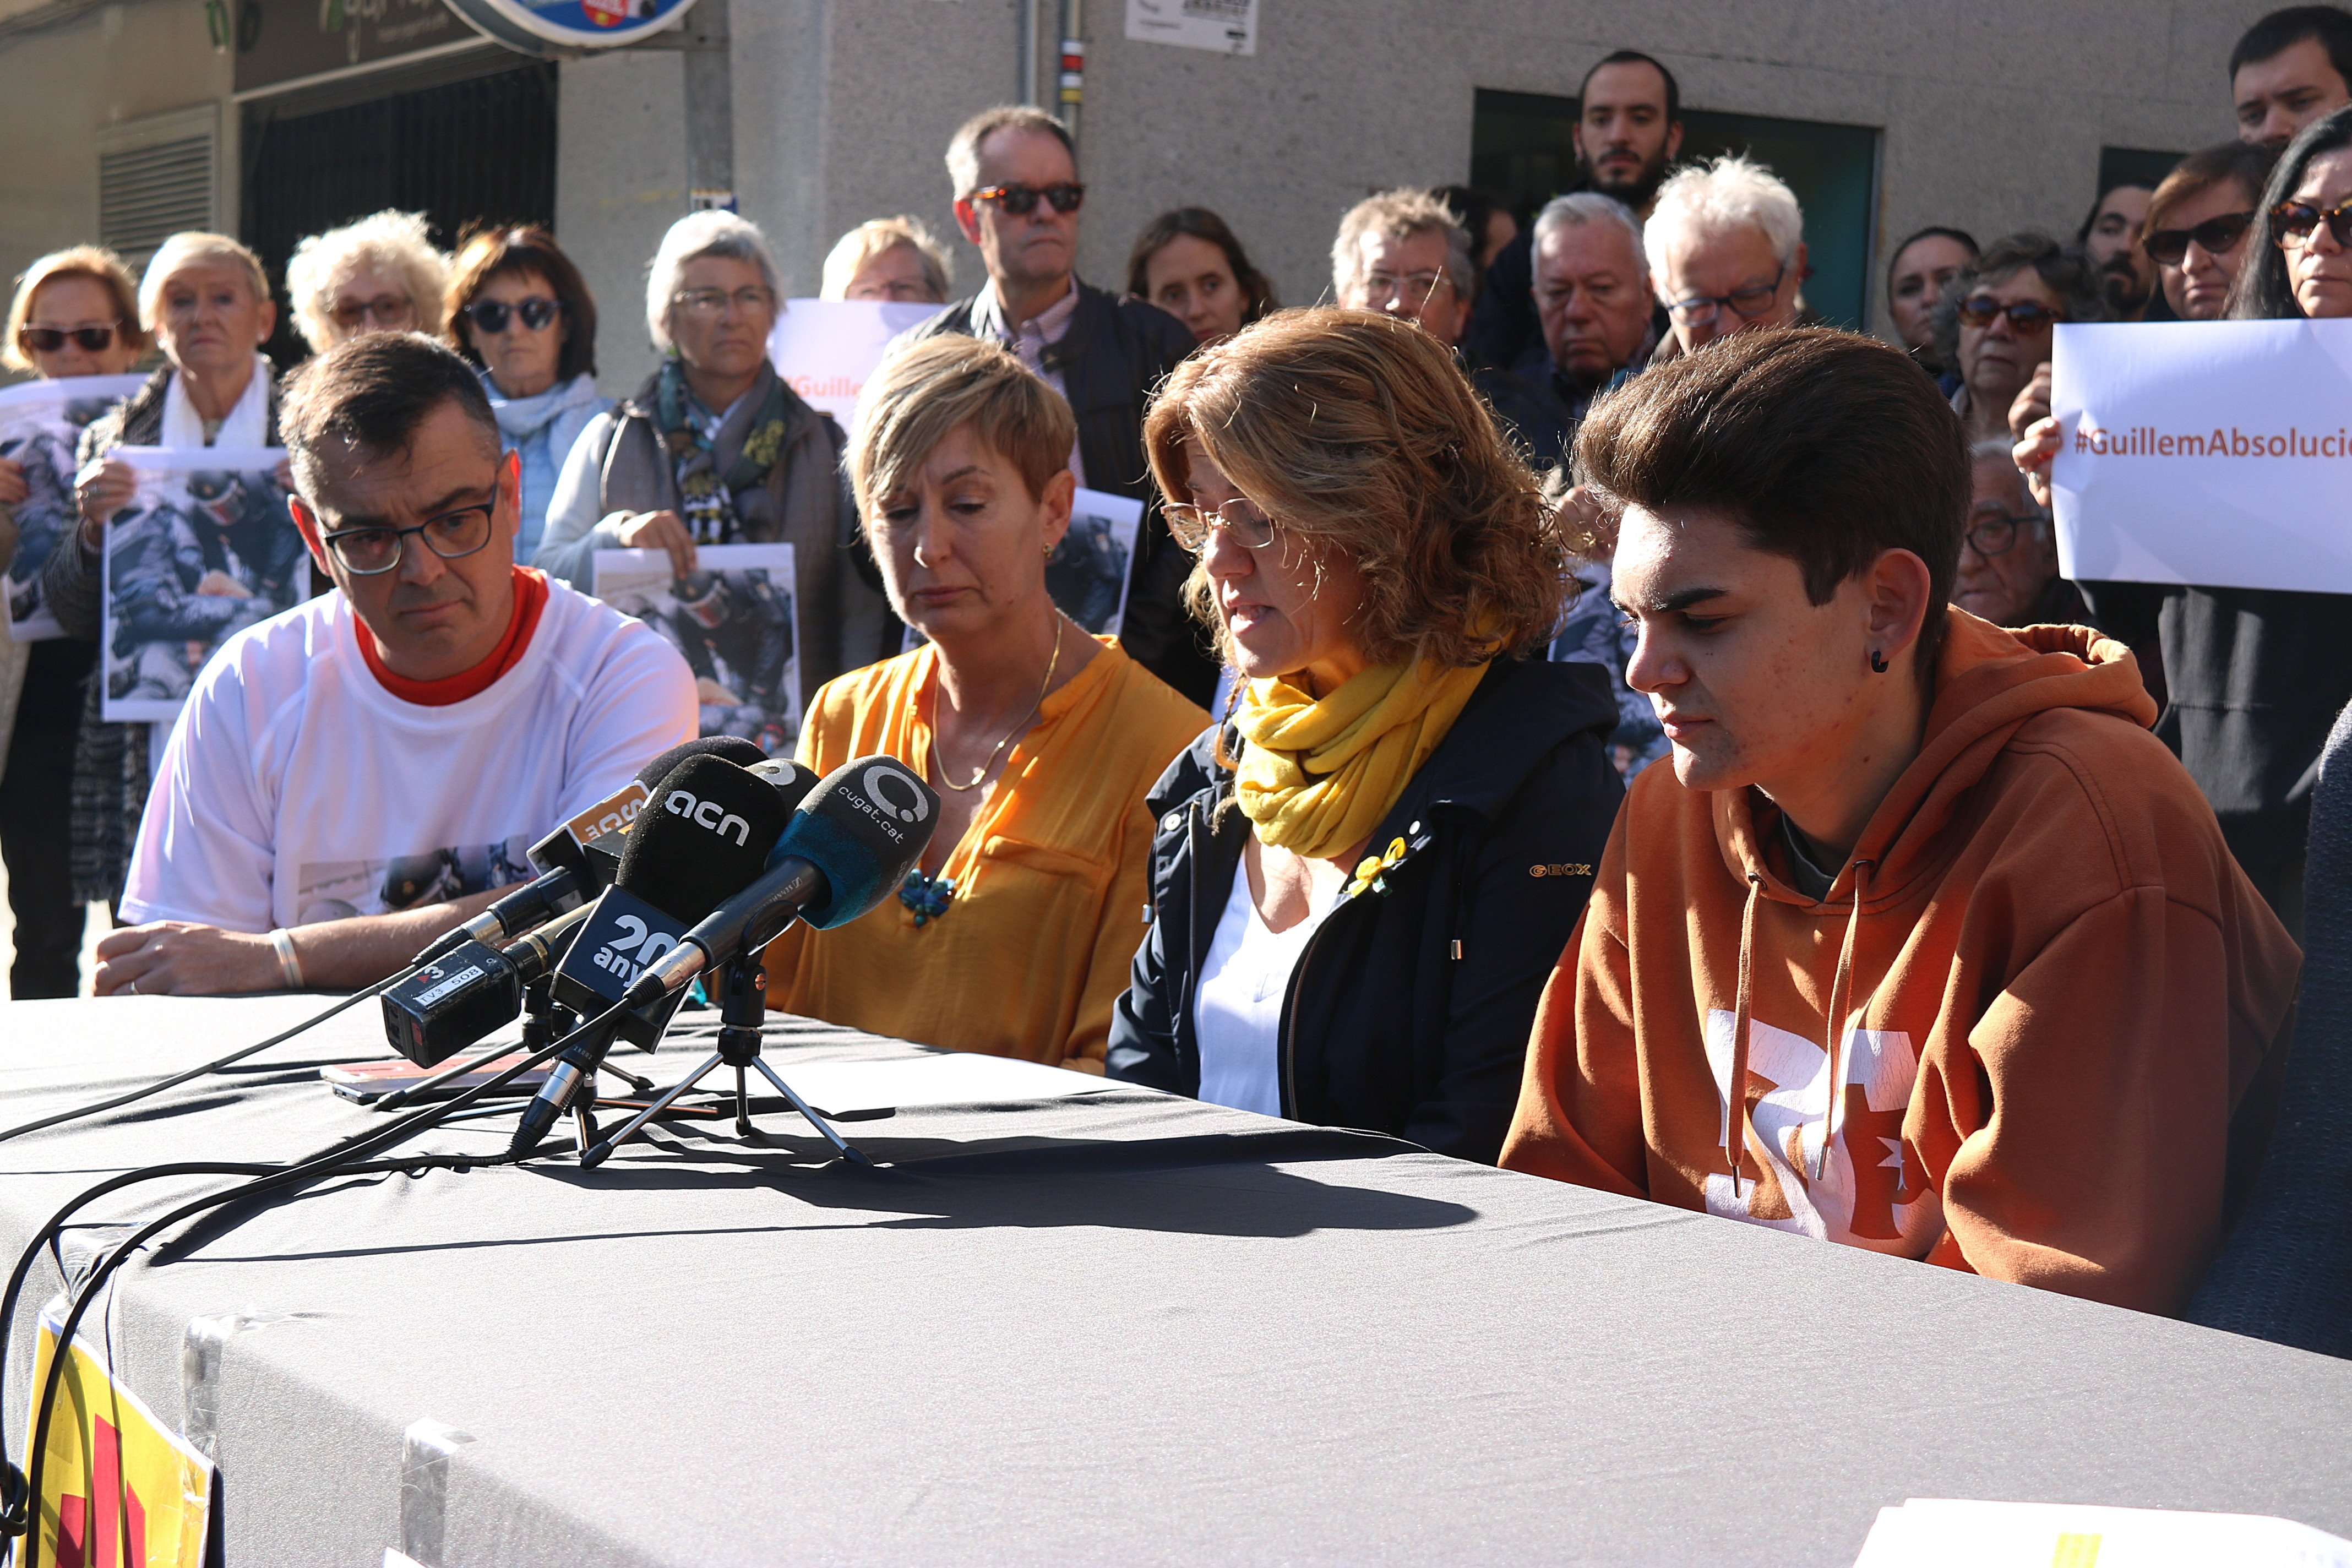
[285, 210, 449, 352]
[1143, 307, 1568, 669]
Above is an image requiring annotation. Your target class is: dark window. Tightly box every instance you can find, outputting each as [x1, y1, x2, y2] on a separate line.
[242, 61, 557, 369]
[1471, 89, 1883, 332]
[2099, 146, 2186, 197]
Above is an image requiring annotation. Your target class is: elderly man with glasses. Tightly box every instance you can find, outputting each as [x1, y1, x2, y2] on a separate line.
[896, 105, 1211, 706]
[1643, 153, 1809, 362]
[95, 333, 694, 998]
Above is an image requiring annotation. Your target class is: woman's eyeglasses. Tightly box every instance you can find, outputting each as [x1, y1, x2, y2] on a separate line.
[17, 323, 119, 353]
[1963, 514, 2043, 558]
[2271, 198, 2352, 250]
[970, 182, 1087, 216]
[2142, 211, 2254, 265]
[318, 500, 497, 575]
[329, 295, 416, 330]
[464, 296, 563, 334]
[1956, 296, 2064, 331]
[1166, 497, 1280, 553]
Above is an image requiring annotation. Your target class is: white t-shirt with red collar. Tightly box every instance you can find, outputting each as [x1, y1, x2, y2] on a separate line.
[122, 575, 696, 933]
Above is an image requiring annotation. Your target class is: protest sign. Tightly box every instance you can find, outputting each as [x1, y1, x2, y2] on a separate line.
[595, 542, 801, 752]
[766, 299, 942, 428]
[0, 373, 145, 640]
[1126, 0, 1258, 54]
[2050, 319, 2352, 595]
[24, 1312, 216, 1568]
[100, 447, 304, 723]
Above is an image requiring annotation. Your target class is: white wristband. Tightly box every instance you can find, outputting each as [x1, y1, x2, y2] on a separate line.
[268, 928, 305, 991]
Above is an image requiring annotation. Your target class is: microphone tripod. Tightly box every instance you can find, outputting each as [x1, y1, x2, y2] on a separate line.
[578, 959, 869, 1169]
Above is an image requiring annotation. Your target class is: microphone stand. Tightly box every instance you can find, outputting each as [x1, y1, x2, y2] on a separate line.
[578, 959, 869, 1168]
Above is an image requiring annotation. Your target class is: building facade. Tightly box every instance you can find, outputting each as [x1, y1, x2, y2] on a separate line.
[0, 0, 2283, 396]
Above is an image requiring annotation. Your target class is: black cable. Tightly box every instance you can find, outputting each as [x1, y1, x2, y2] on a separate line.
[2, 996, 630, 1558]
[0, 975, 406, 1150]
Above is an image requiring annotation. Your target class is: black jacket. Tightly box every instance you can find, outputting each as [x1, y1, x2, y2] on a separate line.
[2079, 579, 2352, 908]
[1106, 657, 1624, 1163]
[900, 280, 1214, 706]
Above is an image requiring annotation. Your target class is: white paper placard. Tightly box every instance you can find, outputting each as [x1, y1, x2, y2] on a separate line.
[0, 373, 145, 640]
[1126, 0, 1257, 55]
[765, 298, 944, 429]
[592, 542, 802, 751]
[2050, 319, 2352, 594]
[99, 446, 303, 723]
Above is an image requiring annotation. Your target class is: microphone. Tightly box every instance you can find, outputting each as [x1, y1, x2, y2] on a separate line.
[514, 754, 792, 1155]
[619, 755, 940, 1010]
[378, 902, 595, 1066]
[409, 736, 771, 968]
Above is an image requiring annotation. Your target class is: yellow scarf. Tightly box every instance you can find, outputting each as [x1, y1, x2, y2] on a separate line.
[1232, 659, 1489, 860]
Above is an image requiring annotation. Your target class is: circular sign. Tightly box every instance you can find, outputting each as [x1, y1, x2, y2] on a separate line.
[443, 0, 701, 56]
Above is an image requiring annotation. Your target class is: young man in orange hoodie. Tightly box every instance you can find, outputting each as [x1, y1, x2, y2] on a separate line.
[1500, 327, 2301, 1315]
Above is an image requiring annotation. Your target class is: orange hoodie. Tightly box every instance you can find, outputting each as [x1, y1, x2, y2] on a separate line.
[1500, 611, 2302, 1314]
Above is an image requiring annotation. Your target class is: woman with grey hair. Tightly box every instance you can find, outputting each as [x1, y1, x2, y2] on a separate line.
[284, 209, 449, 352]
[537, 211, 891, 706]
[1931, 231, 2100, 444]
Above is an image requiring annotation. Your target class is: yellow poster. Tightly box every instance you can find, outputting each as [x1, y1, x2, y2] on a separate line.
[22, 1314, 214, 1568]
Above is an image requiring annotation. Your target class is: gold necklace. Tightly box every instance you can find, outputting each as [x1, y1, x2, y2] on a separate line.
[930, 616, 1064, 792]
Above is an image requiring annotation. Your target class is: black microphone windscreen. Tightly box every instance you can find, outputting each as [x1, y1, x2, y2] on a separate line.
[634, 734, 768, 789]
[618, 755, 793, 923]
[772, 756, 941, 929]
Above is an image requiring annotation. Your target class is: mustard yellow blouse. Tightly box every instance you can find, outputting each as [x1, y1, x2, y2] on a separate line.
[763, 636, 1207, 1069]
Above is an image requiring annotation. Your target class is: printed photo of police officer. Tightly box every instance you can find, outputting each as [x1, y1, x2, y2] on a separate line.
[2, 393, 122, 631]
[593, 543, 801, 755]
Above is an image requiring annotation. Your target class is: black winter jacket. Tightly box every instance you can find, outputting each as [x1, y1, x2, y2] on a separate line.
[899, 280, 1213, 706]
[1105, 657, 1623, 1163]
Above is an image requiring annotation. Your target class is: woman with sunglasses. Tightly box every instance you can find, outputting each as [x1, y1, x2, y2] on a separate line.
[2013, 106, 2352, 930]
[1105, 309, 1623, 1164]
[285, 210, 448, 355]
[0, 247, 145, 997]
[1933, 232, 2102, 447]
[444, 225, 611, 563]
[2142, 143, 2279, 320]
[538, 210, 891, 711]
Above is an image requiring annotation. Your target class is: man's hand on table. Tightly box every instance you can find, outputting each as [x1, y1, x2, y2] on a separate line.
[94, 921, 279, 995]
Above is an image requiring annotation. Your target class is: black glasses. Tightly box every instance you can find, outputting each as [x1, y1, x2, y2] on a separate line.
[2142, 211, 2254, 265]
[1963, 514, 2042, 558]
[1665, 265, 1785, 325]
[18, 324, 119, 353]
[329, 294, 415, 330]
[970, 182, 1086, 216]
[2271, 198, 2352, 249]
[1166, 497, 1280, 553]
[319, 500, 497, 575]
[464, 296, 563, 334]
[1956, 296, 2064, 331]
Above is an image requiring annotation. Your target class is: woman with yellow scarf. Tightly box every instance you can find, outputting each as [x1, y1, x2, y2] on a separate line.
[1106, 307, 1625, 1163]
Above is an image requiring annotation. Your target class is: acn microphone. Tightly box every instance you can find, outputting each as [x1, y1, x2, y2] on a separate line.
[620, 755, 940, 1010]
[512, 753, 792, 1156]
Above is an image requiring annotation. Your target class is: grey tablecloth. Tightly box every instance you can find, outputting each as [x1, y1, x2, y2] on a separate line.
[4, 994, 2352, 1567]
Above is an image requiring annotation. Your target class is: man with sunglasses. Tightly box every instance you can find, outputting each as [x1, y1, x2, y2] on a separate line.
[96, 334, 693, 998]
[898, 105, 1212, 707]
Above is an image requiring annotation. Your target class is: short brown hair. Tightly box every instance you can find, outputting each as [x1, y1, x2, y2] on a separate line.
[849, 335, 1076, 521]
[1576, 325, 1967, 677]
[444, 224, 599, 380]
[282, 333, 498, 503]
[946, 105, 1075, 198]
[1145, 307, 1569, 669]
[4, 246, 146, 371]
[2146, 141, 2278, 237]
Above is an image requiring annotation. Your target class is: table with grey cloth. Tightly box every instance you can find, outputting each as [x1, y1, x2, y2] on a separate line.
[4, 995, 2351, 1568]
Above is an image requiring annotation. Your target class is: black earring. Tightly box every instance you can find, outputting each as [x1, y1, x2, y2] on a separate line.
[1869, 650, 1890, 674]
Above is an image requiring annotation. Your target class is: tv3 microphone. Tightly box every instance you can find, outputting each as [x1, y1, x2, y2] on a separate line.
[515, 754, 794, 1155]
[379, 902, 595, 1066]
[620, 756, 940, 1011]
[409, 736, 770, 968]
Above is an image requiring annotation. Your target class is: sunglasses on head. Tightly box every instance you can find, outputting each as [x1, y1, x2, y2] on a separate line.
[463, 296, 563, 334]
[970, 181, 1086, 216]
[18, 323, 119, 353]
[1956, 296, 2064, 330]
[2272, 198, 2352, 249]
[2142, 211, 2254, 265]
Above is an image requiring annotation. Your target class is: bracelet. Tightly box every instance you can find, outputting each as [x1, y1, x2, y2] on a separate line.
[268, 927, 305, 991]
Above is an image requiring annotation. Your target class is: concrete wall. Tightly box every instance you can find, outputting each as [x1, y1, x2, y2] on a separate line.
[556, 47, 690, 398]
[731, 0, 2284, 342]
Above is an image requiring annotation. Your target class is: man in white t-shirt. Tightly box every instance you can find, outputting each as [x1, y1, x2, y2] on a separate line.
[97, 333, 697, 996]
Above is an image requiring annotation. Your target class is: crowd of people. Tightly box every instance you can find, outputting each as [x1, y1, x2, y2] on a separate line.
[3, 5, 2351, 1331]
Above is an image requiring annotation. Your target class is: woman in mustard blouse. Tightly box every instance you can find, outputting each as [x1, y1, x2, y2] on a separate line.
[762, 335, 1206, 1069]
